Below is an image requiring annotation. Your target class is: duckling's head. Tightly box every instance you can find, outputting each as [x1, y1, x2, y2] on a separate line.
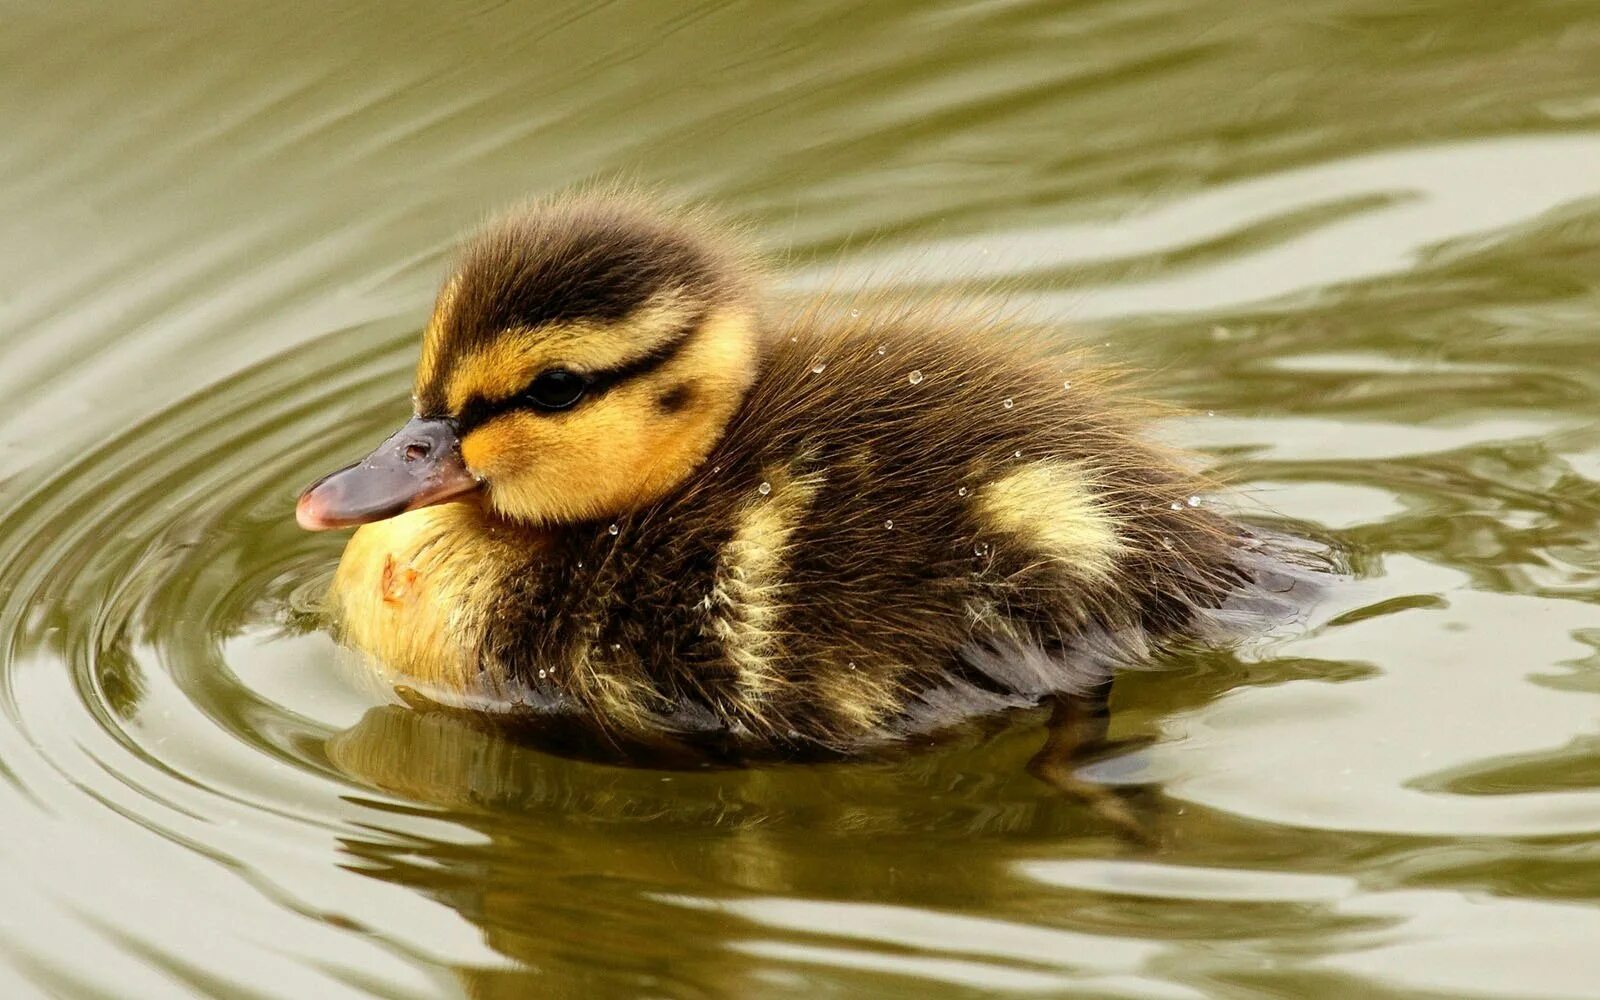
[297, 195, 760, 529]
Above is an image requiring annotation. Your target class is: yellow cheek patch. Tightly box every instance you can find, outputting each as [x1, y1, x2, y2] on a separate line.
[979, 461, 1125, 582]
[617, 305, 759, 503]
[452, 305, 759, 526]
[459, 415, 527, 478]
[460, 403, 631, 524]
[466, 397, 668, 525]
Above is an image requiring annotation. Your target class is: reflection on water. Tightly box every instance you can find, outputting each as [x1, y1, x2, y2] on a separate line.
[3, 1, 1600, 997]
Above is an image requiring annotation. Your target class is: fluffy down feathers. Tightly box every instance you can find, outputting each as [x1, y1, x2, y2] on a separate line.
[322, 196, 1318, 761]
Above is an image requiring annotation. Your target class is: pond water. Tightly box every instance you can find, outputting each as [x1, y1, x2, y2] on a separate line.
[3, 2, 1599, 997]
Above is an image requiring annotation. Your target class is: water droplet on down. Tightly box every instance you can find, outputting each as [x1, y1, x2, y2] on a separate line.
[758, 481, 772, 496]
[957, 487, 969, 497]
[811, 362, 826, 374]
[607, 523, 619, 535]
[884, 519, 894, 530]
[1002, 398, 1014, 410]
[908, 370, 923, 385]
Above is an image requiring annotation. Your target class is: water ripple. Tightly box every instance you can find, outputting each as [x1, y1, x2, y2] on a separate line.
[1, 2, 1599, 996]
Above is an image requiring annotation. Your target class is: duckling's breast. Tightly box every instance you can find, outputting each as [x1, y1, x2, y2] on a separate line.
[329, 502, 533, 697]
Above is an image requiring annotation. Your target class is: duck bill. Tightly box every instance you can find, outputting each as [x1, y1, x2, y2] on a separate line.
[296, 417, 481, 531]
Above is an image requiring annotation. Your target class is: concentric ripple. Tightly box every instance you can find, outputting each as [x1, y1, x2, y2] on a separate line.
[0, 318, 457, 997]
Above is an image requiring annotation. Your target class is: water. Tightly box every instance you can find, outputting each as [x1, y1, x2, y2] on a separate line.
[3, 2, 1600, 997]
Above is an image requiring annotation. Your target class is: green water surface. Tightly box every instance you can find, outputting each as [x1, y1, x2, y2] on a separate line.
[2, 2, 1599, 997]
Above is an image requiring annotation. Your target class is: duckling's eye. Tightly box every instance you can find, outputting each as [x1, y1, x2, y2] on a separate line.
[522, 370, 587, 411]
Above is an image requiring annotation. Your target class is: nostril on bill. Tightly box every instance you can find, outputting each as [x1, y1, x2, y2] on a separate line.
[403, 441, 431, 462]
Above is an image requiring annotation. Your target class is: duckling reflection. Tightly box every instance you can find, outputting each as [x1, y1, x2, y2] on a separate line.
[297, 190, 1317, 757]
[325, 696, 1156, 997]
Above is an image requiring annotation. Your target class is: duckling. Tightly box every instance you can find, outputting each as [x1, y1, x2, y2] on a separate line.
[297, 192, 1308, 761]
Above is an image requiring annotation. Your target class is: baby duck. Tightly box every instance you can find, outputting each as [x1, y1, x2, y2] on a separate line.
[298, 193, 1302, 759]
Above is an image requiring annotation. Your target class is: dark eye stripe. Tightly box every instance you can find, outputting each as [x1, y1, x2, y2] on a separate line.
[451, 313, 705, 432]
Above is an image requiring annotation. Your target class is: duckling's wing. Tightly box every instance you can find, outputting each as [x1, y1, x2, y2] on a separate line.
[906, 526, 1334, 738]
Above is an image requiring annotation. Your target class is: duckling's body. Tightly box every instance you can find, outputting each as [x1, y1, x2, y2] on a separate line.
[303, 194, 1305, 757]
